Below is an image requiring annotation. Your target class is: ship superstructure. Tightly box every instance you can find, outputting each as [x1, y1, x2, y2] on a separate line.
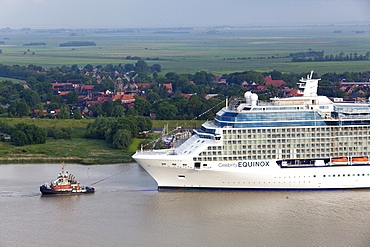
[133, 71, 370, 190]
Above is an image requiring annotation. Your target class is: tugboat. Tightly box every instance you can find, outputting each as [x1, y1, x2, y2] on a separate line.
[40, 162, 95, 195]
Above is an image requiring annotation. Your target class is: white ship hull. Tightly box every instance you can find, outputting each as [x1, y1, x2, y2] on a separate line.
[133, 151, 370, 190]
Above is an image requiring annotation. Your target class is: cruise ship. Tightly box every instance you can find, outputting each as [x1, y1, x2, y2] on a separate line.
[133, 71, 370, 190]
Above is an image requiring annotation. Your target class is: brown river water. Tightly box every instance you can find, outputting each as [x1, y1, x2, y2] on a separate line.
[1, 163, 370, 246]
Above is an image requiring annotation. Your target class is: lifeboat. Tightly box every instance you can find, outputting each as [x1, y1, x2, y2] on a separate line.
[352, 157, 369, 164]
[40, 162, 94, 195]
[331, 158, 349, 164]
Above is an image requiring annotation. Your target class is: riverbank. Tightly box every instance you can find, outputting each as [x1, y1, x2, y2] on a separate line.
[0, 138, 134, 165]
[0, 118, 202, 165]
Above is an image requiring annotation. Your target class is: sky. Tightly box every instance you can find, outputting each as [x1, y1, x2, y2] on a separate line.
[0, 0, 369, 29]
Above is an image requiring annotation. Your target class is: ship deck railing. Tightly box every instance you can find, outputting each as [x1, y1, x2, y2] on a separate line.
[137, 149, 176, 155]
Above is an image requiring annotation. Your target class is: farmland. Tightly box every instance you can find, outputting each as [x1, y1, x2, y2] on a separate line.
[0, 25, 369, 76]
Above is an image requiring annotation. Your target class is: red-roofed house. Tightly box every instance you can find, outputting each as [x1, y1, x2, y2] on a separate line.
[264, 76, 286, 88]
[113, 94, 136, 104]
[162, 83, 173, 93]
[97, 96, 113, 102]
[51, 82, 73, 91]
[181, 93, 192, 99]
[81, 85, 95, 90]
[59, 91, 70, 96]
[136, 83, 152, 88]
[282, 88, 300, 97]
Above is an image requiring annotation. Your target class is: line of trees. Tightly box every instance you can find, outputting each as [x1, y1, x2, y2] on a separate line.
[290, 50, 370, 62]
[0, 121, 46, 146]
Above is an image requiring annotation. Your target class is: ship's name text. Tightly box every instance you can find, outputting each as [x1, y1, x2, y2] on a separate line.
[218, 161, 270, 168]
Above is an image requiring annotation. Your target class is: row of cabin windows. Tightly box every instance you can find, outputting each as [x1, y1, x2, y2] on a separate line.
[195, 151, 370, 161]
[224, 137, 369, 146]
[222, 126, 370, 135]
[224, 132, 370, 140]
[200, 145, 367, 156]
[323, 174, 370, 177]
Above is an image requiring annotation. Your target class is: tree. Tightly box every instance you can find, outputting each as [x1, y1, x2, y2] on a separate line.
[15, 99, 30, 117]
[155, 101, 178, 120]
[12, 123, 46, 145]
[146, 91, 160, 102]
[186, 95, 204, 119]
[84, 64, 94, 72]
[111, 105, 125, 117]
[135, 116, 152, 131]
[22, 89, 41, 107]
[36, 103, 45, 118]
[135, 60, 148, 73]
[266, 84, 278, 97]
[269, 70, 283, 80]
[66, 91, 79, 104]
[85, 116, 114, 139]
[133, 95, 151, 116]
[72, 108, 83, 119]
[151, 64, 161, 72]
[112, 129, 132, 149]
[11, 130, 28, 146]
[58, 105, 70, 119]
[126, 107, 138, 116]
[192, 71, 215, 85]
[101, 101, 116, 117]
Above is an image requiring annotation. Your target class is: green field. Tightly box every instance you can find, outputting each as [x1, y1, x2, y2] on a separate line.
[0, 76, 25, 83]
[1, 25, 370, 75]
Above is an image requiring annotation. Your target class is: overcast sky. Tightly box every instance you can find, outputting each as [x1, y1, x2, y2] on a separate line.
[1, 0, 369, 29]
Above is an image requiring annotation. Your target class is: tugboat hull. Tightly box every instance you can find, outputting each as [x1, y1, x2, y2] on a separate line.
[40, 185, 95, 195]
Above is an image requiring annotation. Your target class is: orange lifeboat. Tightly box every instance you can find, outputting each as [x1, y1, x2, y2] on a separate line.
[352, 157, 369, 164]
[331, 158, 349, 164]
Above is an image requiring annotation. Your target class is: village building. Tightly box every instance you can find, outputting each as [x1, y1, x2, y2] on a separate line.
[264, 76, 287, 88]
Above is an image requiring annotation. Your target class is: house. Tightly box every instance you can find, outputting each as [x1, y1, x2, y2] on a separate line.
[181, 93, 192, 99]
[97, 95, 113, 102]
[161, 83, 173, 93]
[281, 88, 300, 97]
[264, 76, 286, 88]
[205, 94, 218, 100]
[51, 82, 74, 92]
[113, 94, 136, 104]
[136, 83, 151, 88]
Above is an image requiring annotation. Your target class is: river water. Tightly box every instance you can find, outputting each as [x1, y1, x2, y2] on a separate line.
[1, 163, 370, 246]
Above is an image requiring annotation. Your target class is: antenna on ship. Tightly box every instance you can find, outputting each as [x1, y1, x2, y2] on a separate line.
[309, 70, 314, 79]
[226, 96, 228, 108]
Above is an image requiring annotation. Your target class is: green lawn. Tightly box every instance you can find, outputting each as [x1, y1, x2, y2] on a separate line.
[0, 76, 26, 84]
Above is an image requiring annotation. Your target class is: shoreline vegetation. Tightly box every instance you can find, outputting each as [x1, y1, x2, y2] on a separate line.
[0, 118, 202, 165]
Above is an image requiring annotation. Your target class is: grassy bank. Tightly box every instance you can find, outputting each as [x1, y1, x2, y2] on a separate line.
[0, 118, 203, 164]
[0, 138, 134, 164]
